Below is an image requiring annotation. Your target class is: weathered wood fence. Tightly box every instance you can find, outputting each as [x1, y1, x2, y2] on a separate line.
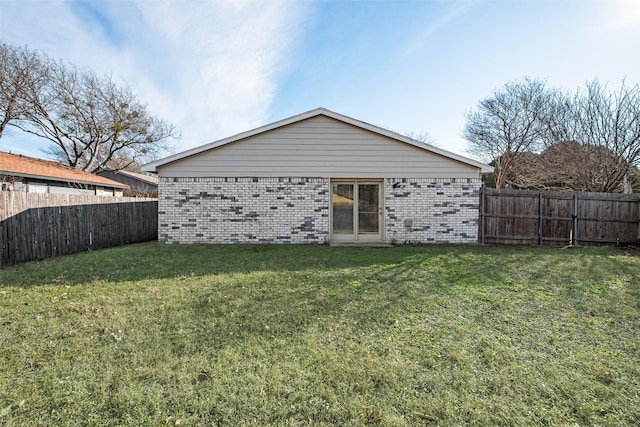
[479, 188, 640, 246]
[1, 192, 158, 267]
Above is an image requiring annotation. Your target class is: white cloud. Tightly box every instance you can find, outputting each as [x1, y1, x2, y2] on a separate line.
[0, 0, 308, 156]
[401, 0, 480, 58]
[591, 0, 640, 33]
[122, 0, 307, 148]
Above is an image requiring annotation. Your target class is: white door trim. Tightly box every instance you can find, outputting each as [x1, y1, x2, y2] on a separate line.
[330, 179, 384, 243]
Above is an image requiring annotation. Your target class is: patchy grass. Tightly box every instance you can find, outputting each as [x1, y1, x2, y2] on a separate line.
[0, 243, 639, 426]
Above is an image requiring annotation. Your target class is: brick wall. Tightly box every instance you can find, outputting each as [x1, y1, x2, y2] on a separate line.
[158, 177, 330, 244]
[158, 177, 481, 244]
[384, 178, 481, 244]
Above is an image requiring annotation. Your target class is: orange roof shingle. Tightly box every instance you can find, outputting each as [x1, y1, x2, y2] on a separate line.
[0, 152, 127, 188]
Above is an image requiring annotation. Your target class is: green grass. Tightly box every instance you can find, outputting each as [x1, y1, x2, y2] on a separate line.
[1, 243, 639, 426]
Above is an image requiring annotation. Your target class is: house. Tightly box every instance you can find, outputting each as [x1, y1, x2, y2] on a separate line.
[142, 108, 493, 245]
[96, 169, 158, 197]
[0, 151, 127, 196]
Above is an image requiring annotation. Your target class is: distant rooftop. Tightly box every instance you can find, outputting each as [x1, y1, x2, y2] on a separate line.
[103, 169, 158, 185]
[0, 152, 127, 188]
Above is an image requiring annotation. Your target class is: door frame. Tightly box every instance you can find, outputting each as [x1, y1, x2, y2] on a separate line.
[330, 179, 384, 243]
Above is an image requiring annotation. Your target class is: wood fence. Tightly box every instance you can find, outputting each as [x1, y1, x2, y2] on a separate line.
[479, 188, 640, 246]
[1, 192, 157, 267]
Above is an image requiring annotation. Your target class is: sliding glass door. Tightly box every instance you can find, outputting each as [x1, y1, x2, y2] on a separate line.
[331, 180, 382, 242]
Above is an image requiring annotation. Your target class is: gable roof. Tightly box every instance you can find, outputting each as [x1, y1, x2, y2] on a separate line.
[0, 152, 127, 188]
[142, 108, 493, 174]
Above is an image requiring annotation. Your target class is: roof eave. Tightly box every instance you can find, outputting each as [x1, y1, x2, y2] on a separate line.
[102, 170, 159, 185]
[1, 171, 128, 189]
[480, 166, 495, 174]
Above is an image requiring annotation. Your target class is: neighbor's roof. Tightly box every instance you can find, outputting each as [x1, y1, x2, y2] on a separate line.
[0, 152, 128, 188]
[142, 107, 493, 174]
[100, 169, 159, 185]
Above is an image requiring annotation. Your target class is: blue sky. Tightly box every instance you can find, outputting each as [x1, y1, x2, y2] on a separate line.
[1, 0, 639, 161]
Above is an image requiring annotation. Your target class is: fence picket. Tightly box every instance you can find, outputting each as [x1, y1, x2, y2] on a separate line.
[1, 192, 157, 267]
[480, 188, 640, 246]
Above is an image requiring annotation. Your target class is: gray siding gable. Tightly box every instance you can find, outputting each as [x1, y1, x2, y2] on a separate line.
[143, 108, 492, 178]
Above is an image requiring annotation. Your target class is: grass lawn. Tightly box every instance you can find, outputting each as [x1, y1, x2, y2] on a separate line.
[1, 243, 639, 426]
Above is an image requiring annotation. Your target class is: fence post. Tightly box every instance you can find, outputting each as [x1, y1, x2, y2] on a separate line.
[538, 192, 543, 245]
[636, 196, 640, 243]
[573, 193, 579, 246]
[480, 186, 485, 244]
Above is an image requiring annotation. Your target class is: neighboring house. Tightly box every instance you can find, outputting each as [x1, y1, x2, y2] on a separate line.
[97, 169, 158, 197]
[142, 108, 493, 245]
[0, 152, 127, 196]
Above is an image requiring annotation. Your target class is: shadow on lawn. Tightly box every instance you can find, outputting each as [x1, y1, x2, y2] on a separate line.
[1, 241, 627, 289]
[0, 242, 455, 288]
[181, 254, 466, 356]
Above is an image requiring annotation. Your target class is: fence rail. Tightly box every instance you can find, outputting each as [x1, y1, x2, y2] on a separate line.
[1, 192, 157, 267]
[480, 188, 640, 246]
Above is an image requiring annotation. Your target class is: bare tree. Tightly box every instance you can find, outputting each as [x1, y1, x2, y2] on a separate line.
[2, 42, 177, 172]
[0, 43, 48, 139]
[548, 80, 640, 193]
[464, 78, 555, 188]
[404, 130, 436, 146]
[466, 77, 640, 192]
[506, 141, 630, 192]
[103, 153, 143, 172]
[497, 151, 544, 189]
